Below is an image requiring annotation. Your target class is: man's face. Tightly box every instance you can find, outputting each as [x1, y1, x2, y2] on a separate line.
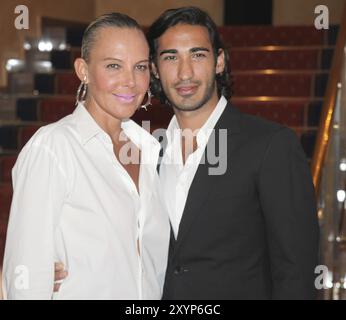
[153, 24, 225, 112]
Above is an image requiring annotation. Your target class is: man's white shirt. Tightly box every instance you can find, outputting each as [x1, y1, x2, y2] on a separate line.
[160, 96, 227, 239]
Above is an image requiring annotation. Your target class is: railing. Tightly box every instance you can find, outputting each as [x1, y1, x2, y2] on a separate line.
[312, 3, 346, 190]
[313, 3, 346, 300]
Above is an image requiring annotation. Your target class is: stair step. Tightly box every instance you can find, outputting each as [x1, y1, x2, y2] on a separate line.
[0, 154, 17, 183]
[230, 47, 334, 70]
[39, 97, 76, 122]
[55, 72, 80, 95]
[218, 25, 338, 47]
[0, 183, 12, 220]
[48, 70, 329, 98]
[0, 123, 43, 151]
[233, 72, 328, 97]
[0, 182, 11, 266]
[234, 99, 322, 127]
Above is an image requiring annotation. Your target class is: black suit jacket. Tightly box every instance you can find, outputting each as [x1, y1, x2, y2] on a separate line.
[162, 103, 320, 300]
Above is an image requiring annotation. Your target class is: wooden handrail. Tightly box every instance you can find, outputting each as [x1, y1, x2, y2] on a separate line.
[311, 3, 346, 191]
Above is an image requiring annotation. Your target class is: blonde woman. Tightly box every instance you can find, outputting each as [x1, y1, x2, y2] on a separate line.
[2, 13, 169, 300]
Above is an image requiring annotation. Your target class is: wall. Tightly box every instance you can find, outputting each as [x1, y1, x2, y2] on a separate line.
[0, 0, 94, 88]
[94, 0, 224, 26]
[273, 0, 344, 25]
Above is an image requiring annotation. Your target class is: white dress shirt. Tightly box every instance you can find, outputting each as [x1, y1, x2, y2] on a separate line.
[2, 103, 170, 300]
[160, 96, 228, 239]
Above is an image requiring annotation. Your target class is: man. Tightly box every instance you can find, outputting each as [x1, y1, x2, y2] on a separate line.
[56, 6, 319, 299]
[147, 6, 319, 300]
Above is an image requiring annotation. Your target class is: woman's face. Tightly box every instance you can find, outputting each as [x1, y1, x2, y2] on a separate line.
[79, 26, 150, 121]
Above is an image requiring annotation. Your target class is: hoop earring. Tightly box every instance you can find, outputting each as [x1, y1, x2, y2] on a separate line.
[140, 89, 152, 111]
[75, 76, 87, 106]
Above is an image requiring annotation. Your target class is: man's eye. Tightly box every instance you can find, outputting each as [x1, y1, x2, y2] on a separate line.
[193, 53, 206, 59]
[106, 64, 120, 69]
[163, 56, 177, 61]
[136, 65, 148, 71]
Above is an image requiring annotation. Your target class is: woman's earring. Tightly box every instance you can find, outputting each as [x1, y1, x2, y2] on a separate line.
[140, 89, 152, 111]
[75, 76, 87, 106]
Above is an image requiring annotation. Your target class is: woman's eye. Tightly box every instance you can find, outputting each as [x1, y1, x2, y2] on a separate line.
[106, 64, 120, 69]
[136, 65, 148, 71]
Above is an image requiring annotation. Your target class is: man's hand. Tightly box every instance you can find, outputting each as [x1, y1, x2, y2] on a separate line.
[54, 262, 68, 292]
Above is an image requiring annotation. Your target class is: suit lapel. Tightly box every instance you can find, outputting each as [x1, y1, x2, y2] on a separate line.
[171, 103, 241, 256]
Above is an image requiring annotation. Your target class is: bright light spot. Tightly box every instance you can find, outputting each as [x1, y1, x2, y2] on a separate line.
[38, 40, 53, 52]
[326, 271, 333, 289]
[337, 190, 346, 202]
[34, 61, 53, 72]
[40, 61, 52, 68]
[340, 159, 346, 171]
[6, 59, 23, 71]
[59, 43, 66, 50]
[38, 41, 46, 51]
[23, 42, 31, 50]
[46, 41, 53, 51]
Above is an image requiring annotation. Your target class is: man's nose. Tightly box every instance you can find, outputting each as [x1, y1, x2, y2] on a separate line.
[178, 58, 194, 81]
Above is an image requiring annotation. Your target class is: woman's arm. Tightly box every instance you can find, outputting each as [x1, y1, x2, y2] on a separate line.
[2, 143, 68, 299]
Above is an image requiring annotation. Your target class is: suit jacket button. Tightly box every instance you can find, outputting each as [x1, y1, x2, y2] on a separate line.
[174, 266, 182, 275]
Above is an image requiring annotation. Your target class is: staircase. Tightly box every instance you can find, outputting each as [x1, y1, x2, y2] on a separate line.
[0, 24, 339, 265]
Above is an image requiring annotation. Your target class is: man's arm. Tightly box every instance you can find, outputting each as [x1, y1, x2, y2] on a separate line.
[258, 127, 320, 299]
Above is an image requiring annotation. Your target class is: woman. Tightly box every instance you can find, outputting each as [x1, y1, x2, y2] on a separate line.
[2, 13, 170, 300]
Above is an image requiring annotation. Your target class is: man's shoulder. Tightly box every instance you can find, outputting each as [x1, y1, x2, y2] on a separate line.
[225, 104, 298, 147]
[238, 109, 283, 135]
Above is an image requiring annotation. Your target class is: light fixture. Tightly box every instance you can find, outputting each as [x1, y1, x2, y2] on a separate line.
[23, 42, 31, 50]
[340, 159, 346, 171]
[58, 43, 67, 50]
[38, 40, 53, 52]
[337, 190, 346, 202]
[5, 59, 24, 71]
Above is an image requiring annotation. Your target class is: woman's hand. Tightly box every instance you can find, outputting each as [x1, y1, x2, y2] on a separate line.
[54, 262, 68, 292]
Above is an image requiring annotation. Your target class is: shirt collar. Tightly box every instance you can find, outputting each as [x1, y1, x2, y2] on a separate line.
[73, 102, 161, 155]
[165, 95, 228, 147]
[73, 102, 104, 145]
[196, 95, 227, 146]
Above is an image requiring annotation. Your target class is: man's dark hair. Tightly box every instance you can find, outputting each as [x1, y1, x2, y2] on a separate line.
[147, 6, 232, 104]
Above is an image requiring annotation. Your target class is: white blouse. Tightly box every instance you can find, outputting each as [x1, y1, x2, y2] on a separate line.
[2, 103, 170, 300]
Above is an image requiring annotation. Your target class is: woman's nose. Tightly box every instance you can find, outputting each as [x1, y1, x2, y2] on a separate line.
[122, 69, 136, 88]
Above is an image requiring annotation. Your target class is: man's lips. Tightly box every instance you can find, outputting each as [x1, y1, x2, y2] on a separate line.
[175, 85, 198, 96]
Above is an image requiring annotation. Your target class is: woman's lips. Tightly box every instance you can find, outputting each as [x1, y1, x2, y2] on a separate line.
[113, 94, 136, 103]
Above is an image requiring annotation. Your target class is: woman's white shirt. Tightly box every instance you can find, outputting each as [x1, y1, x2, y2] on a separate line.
[2, 103, 170, 300]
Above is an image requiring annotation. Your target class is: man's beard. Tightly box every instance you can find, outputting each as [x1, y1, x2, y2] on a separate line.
[170, 74, 216, 112]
